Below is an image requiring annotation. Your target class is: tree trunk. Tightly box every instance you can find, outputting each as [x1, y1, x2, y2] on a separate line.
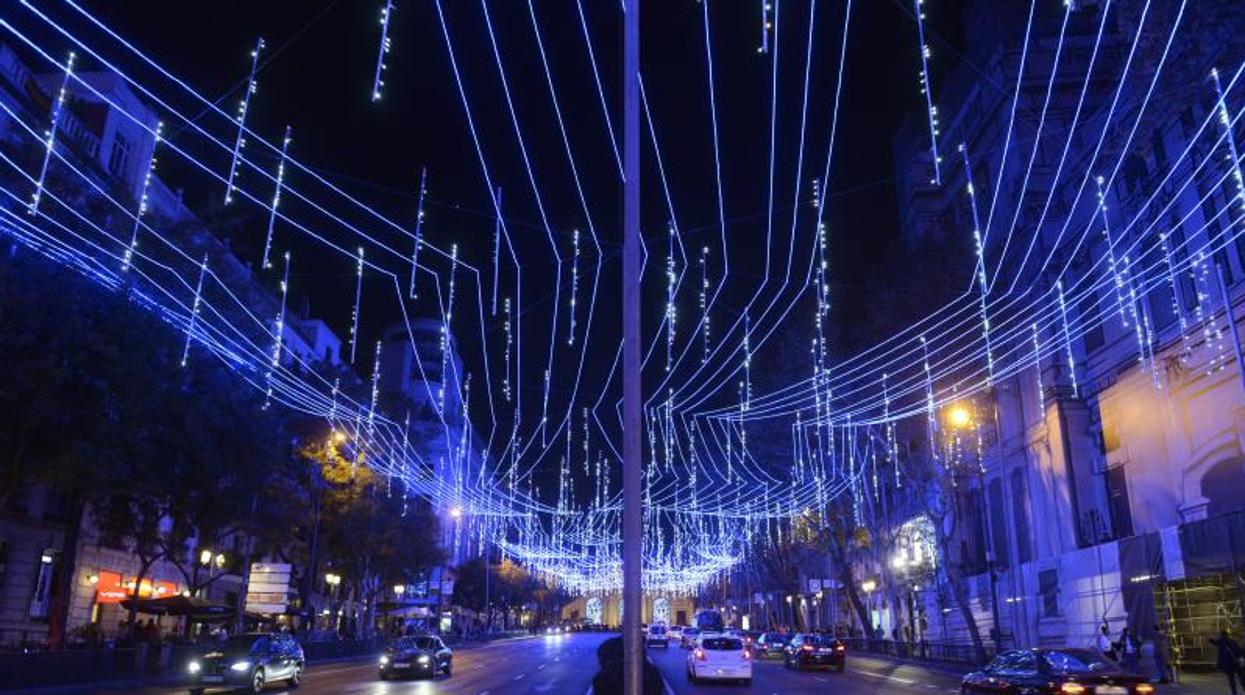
[46, 492, 85, 649]
[948, 572, 988, 664]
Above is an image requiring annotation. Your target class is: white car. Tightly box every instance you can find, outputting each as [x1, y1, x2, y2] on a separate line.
[667, 625, 684, 642]
[687, 634, 752, 685]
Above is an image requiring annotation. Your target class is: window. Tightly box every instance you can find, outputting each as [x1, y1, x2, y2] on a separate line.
[1039, 568, 1060, 617]
[107, 131, 131, 178]
[1011, 468, 1032, 565]
[28, 549, 55, 619]
[988, 478, 1011, 570]
[1079, 290, 1104, 353]
[1106, 465, 1134, 538]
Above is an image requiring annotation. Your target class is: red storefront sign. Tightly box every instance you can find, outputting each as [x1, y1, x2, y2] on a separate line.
[95, 571, 178, 604]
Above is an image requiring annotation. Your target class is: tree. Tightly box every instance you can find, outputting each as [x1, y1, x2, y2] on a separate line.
[311, 434, 444, 638]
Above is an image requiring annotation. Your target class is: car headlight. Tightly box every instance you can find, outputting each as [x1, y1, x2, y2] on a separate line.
[418, 655, 431, 664]
[229, 661, 251, 672]
[187, 660, 202, 674]
[379, 655, 390, 665]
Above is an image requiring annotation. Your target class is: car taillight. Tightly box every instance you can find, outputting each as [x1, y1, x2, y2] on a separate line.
[835, 645, 845, 652]
[1135, 686, 1155, 695]
[801, 644, 814, 652]
[695, 649, 706, 661]
[742, 650, 751, 660]
[1059, 684, 1086, 694]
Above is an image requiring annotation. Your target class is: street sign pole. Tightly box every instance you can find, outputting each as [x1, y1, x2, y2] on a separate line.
[622, 0, 643, 692]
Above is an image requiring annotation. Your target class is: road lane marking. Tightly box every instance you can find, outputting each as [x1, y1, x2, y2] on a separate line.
[513, 673, 527, 681]
[859, 670, 916, 684]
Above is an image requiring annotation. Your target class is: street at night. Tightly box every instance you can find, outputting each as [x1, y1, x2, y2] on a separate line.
[3, 0, 1245, 693]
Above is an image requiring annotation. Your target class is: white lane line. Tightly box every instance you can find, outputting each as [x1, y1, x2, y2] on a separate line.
[813, 676, 828, 681]
[858, 670, 916, 684]
[478, 691, 490, 695]
[513, 673, 527, 681]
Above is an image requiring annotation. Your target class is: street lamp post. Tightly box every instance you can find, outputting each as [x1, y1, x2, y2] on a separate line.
[621, 0, 642, 691]
[946, 402, 1004, 653]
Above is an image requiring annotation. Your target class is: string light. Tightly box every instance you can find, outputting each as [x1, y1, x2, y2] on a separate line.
[180, 253, 209, 368]
[758, 0, 773, 54]
[263, 251, 290, 409]
[409, 167, 428, 300]
[224, 37, 264, 205]
[1094, 175, 1129, 326]
[439, 243, 458, 411]
[370, 0, 394, 101]
[29, 51, 75, 216]
[700, 246, 710, 364]
[960, 142, 994, 384]
[913, 0, 941, 185]
[502, 296, 513, 402]
[256, 125, 292, 271]
[122, 119, 162, 272]
[1031, 323, 1045, 414]
[570, 228, 580, 346]
[349, 246, 364, 364]
[368, 339, 383, 435]
[492, 186, 501, 316]
[665, 222, 676, 370]
[1055, 279, 1078, 398]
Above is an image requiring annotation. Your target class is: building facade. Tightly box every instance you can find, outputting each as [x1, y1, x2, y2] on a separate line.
[890, 0, 1245, 669]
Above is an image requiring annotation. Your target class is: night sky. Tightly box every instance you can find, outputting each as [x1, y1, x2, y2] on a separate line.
[14, 0, 969, 431]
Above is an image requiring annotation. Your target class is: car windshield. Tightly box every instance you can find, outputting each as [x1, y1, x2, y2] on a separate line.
[806, 635, 838, 646]
[702, 637, 744, 651]
[685, 628, 700, 635]
[395, 637, 439, 651]
[649, 626, 665, 635]
[221, 636, 267, 654]
[1043, 650, 1117, 674]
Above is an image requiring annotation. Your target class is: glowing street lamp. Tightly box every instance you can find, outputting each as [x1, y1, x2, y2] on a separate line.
[860, 579, 877, 594]
[393, 584, 406, 597]
[450, 506, 464, 520]
[946, 403, 973, 429]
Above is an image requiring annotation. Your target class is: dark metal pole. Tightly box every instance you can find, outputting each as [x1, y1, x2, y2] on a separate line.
[622, 0, 643, 692]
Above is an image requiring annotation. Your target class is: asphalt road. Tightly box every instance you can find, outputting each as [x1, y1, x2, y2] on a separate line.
[647, 641, 967, 695]
[22, 635, 1217, 695]
[33, 633, 611, 695]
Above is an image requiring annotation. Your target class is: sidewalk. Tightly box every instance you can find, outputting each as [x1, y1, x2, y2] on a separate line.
[852, 651, 1229, 695]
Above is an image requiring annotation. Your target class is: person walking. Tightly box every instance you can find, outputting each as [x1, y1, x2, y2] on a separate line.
[1119, 627, 1139, 673]
[1152, 625, 1174, 684]
[1209, 630, 1244, 695]
[1096, 624, 1117, 662]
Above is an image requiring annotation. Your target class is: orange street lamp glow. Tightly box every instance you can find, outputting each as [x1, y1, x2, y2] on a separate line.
[947, 404, 972, 429]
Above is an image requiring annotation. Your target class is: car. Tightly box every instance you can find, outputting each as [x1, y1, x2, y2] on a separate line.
[378, 635, 452, 680]
[783, 633, 846, 672]
[680, 627, 702, 649]
[187, 632, 304, 694]
[754, 632, 791, 659]
[667, 625, 684, 642]
[646, 624, 670, 648]
[687, 634, 752, 685]
[960, 649, 1156, 694]
[545, 625, 563, 635]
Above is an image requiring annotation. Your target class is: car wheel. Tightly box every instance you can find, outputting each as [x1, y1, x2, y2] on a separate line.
[288, 665, 302, 688]
[248, 668, 265, 693]
[444, 661, 452, 676]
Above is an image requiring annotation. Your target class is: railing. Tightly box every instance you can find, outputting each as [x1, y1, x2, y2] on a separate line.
[842, 637, 998, 667]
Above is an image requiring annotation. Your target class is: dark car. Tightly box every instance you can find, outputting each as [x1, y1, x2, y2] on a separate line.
[187, 632, 304, 694]
[784, 633, 846, 672]
[646, 624, 670, 648]
[960, 649, 1156, 694]
[379, 635, 453, 680]
[754, 632, 791, 659]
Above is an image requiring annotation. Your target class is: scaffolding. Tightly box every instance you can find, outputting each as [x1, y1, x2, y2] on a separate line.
[1157, 572, 1244, 671]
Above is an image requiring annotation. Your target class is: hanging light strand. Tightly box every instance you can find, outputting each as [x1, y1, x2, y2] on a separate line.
[224, 37, 264, 204]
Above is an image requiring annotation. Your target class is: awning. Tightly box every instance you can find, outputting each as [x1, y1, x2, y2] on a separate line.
[120, 595, 232, 621]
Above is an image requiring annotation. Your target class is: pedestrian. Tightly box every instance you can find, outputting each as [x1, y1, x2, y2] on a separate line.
[143, 618, 159, 644]
[1118, 627, 1139, 673]
[1152, 625, 1173, 684]
[1209, 630, 1244, 695]
[1097, 624, 1117, 662]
